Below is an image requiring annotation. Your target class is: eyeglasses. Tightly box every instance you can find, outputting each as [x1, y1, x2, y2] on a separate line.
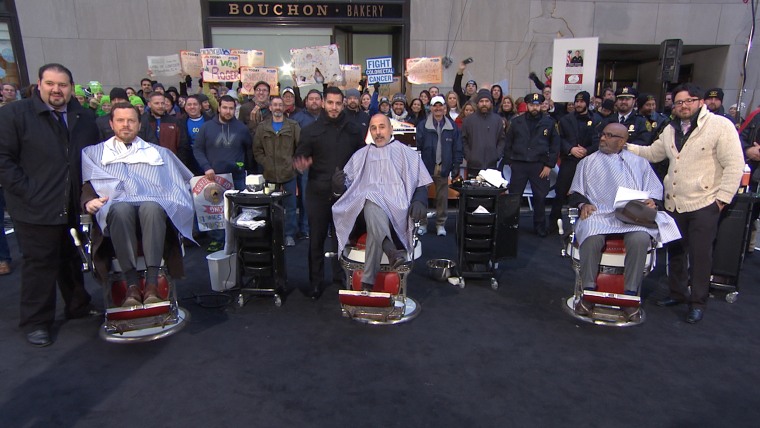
[673, 98, 700, 107]
[254, 88, 269, 93]
[601, 132, 626, 139]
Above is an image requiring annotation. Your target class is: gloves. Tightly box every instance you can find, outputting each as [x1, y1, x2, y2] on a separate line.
[451, 164, 461, 179]
[332, 167, 346, 196]
[408, 200, 426, 222]
[373, 81, 380, 92]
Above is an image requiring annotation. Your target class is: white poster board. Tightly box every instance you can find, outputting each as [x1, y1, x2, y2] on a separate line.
[180, 51, 202, 78]
[147, 54, 182, 77]
[190, 174, 234, 231]
[552, 37, 598, 102]
[405, 57, 443, 84]
[201, 54, 241, 82]
[290, 44, 342, 87]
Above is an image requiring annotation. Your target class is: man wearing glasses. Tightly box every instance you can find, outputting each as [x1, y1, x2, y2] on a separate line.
[568, 123, 680, 320]
[626, 83, 744, 324]
[238, 81, 272, 145]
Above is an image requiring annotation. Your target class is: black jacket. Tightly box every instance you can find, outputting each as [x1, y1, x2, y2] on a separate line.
[96, 114, 113, 142]
[557, 111, 601, 161]
[504, 112, 560, 168]
[295, 111, 365, 182]
[0, 92, 99, 224]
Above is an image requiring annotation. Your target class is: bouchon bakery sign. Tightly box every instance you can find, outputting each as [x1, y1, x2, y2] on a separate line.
[211, 1, 403, 19]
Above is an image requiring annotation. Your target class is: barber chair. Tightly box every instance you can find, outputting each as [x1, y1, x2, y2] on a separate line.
[336, 224, 422, 325]
[559, 208, 656, 327]
[71, 215, 189, 343]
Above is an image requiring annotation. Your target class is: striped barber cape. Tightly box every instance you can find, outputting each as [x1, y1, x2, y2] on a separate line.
[81, 137, 195, 239]
[569, 149, 681, 246]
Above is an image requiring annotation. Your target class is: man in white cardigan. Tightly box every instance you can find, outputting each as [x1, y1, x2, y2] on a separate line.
[626, 83, 745, 324]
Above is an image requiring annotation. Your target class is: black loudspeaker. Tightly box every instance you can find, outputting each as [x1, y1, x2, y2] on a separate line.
[712, 197, 754, 278]
[659, 39, 683, 83]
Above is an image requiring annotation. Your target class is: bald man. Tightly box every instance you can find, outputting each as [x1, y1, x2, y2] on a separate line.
[567, 123, 680, 317]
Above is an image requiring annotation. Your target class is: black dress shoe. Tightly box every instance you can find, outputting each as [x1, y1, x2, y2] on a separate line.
[536, 227, 548, 238]
[26, 329, 52, 347]
[686, 307, 704, 324]
[655, 297, 685, 307]
[65, 304, 104, 320]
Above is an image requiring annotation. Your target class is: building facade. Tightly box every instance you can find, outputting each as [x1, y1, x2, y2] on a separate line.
[6, 0, 760, 111]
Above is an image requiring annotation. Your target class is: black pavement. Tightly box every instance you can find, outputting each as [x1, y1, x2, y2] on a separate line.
[1, 213, 759, 427]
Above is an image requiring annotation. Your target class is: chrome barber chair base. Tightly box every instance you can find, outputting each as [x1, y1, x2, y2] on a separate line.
[341, 294, 421, 325]
[563, 296, 645, 327]
[100, 306, 190, 343]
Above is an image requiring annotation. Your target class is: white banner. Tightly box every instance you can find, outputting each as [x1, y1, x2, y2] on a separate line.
[147, 54, 182, 77]
[552, 37, 598, 103]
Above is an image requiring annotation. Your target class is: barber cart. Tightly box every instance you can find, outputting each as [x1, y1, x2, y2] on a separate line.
[452, 180, 520, 289]
[226, 192, 287, 307]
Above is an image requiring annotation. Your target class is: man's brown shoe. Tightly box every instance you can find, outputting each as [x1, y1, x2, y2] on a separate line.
[0, 261, 10, 275]
[122, 285, 142, 307]
[142, 284, 163, 305]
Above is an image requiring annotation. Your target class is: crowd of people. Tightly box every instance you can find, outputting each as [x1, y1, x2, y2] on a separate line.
[0, 57, 755, 346]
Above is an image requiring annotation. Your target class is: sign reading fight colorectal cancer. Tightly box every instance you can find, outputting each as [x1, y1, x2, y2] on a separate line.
[365, 56, 394, 84]
[405, 57, 443, 84]
[201, 54, 241, 82]
[190, 174, 234, 232]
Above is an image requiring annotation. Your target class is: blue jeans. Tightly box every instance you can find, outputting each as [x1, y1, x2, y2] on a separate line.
[0, 188, 11, 262]
[296, 170, 309, 234]
[281, 178, 298, 238]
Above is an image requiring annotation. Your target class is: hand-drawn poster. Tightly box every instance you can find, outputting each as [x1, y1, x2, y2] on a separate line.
[552, 37, 598, 102]
[200, 48, 231, 55]
[405, 57, 443, 84]
[338, 64, 362, 90]
[290, 44, 341, 87]
[147, 54, 182, 77]
[201, 54, 240, 82]
[190, 174, 234, 231]
[180, 51, 202, 78]
[240, 67, 279, 96]
[231, 49, 266, 67]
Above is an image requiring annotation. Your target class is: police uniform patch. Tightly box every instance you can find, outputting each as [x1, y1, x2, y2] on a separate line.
[628, 124, 635, 133]
[543, 129, 548, 136]
[587, 120, 592, 126]
[645, 121, 652, 132]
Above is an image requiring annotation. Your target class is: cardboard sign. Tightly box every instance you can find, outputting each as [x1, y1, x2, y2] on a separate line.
[231, 49, 266, 67]
[200, 48, 231, 55]
[290, 44, 342, 87]
[201, 54, 240, 82]
[365, 56, 394, 84]
[190, 174, 234, 232]
[240, 67, 279, 96]
[147, 54, 182, 77]
[180, 51, 202, 78]
[406, 57, 443, 84]
[338, 64, 362, 90]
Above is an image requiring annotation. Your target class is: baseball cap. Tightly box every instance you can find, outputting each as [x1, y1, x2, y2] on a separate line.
[431, 95, 445, 105]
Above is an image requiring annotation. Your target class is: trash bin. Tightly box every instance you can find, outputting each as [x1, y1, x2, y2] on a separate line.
[207, 250, 237, 291]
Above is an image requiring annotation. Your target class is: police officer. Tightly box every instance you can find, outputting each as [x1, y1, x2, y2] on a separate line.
[704, 88, 739, 126]
[549, 91, 601, 231]
[603, 86, 651, 146]
[637, 92, 671, 181]
[504, 92, 560, 237]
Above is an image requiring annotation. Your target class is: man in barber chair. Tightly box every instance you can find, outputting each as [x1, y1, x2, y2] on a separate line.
[568, 123, 680, 316]
[81, 103, 195, 307]
[332, 114, 433, 292]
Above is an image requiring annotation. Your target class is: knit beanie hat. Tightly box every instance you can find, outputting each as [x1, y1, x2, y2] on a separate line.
[129, 95, 144, 106]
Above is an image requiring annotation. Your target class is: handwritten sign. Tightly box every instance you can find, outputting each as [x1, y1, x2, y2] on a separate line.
[147, 54, 181, 77]
[180, 51, 202, 78]
[231, 49, 266, 67]
[201, 54, 240, 82]
[190, 174, 233, 231]
[365, 56, 393, 84]
[338, 64, 362, 90]
[406, 57, 443, 84]
[200, 48, 231, 55]
[290, 44, 342, 87]
[240, 67, 279, 96]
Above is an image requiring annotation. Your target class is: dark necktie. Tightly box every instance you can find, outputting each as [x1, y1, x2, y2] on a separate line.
[53, 110, 67, 130]
[619, 115, 625, 124]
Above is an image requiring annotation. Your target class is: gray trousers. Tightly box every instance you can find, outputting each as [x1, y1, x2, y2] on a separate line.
[106, 202, 167, 273]
[421, 166, 449, 229]
[362, 200, 394, 287]
[579, 231, 650, 293]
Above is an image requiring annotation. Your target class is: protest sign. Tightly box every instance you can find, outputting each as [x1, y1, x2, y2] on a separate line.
[406, 57, 443, 84]
[290, 44, 342, 87]
[231, 49, 266, 67]
[241, 67, 279, 96]
[552, 37, 598, 102]
[201, 54, 240, 82]
[180, 51, 202, 78]
[190, 174, 234, 232]
[338, 64, 362, 90]
[147, 54, 182, 77]
[200, 48, 231, 55]
[365, 56, 394, 84]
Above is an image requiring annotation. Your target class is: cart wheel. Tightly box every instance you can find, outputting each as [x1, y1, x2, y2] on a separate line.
[458, 278, 465, 289]
[490, 278, 499, 290]
[274, 294, 283, 307]
[726, 291, 739, 304]
[237, 293, 245, 308]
